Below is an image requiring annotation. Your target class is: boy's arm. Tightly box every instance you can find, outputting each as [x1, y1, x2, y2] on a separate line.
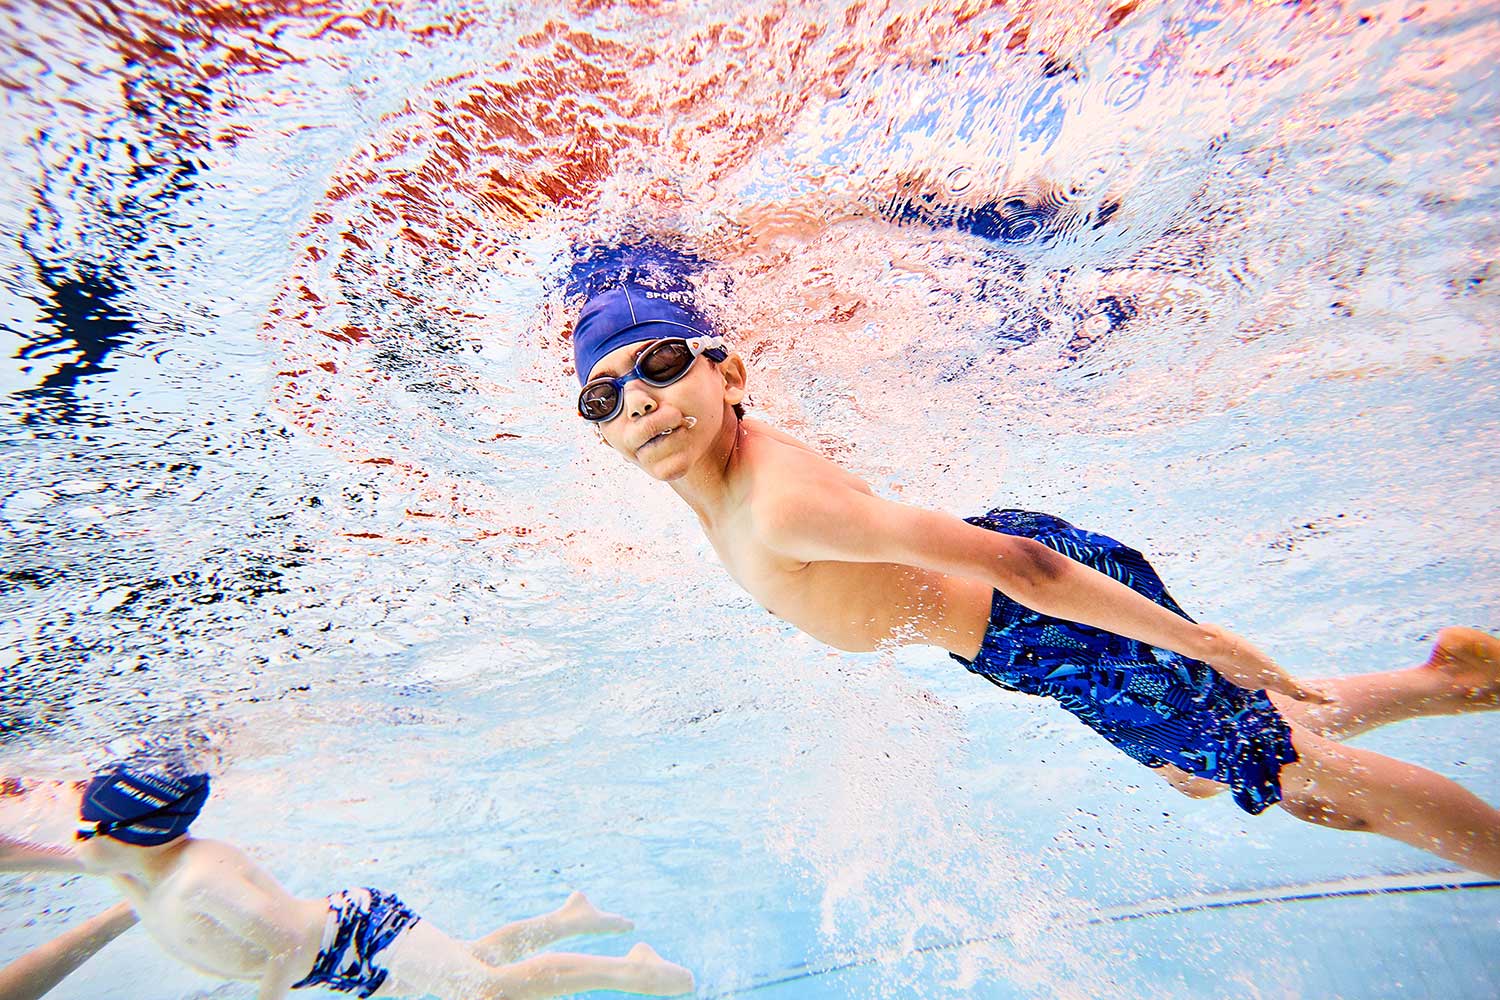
[0, 901, 136, 1000]
[0, 836, 86, 874]
[759, 482, 1331, 702]
[254, 961, 300, 1000]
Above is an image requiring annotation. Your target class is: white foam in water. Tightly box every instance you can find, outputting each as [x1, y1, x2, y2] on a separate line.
[2, 1, 1497, 998]
[761, 653, 1129, 998]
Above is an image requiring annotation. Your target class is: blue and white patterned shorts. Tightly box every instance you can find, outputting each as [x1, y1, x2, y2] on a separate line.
[292, 887, 421, 998]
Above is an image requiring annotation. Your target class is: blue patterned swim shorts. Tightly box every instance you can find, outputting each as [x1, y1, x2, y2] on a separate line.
[954, 509, 1298, 814]
[292, 887, 421, 998]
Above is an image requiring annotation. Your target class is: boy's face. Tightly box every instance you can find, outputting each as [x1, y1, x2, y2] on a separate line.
[73, 830, 142, 871]
[587, 340, 746, 481]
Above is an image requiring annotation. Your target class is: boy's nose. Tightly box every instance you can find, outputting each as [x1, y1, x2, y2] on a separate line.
[624, 383, 657, 418]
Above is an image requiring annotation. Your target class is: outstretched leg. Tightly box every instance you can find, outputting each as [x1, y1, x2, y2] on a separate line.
[1272, 627, 1500, 741]
[487, 943, 694, 1000]
[1157, 628, 1500, 802]
[375, 923, 691, 1000]
[469, 891, 633, 964]
[1276, 723, 1500, 877]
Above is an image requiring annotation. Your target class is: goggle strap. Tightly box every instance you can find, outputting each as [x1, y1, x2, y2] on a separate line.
[685, 336, 728, 361]
[77, 789, 196, 841]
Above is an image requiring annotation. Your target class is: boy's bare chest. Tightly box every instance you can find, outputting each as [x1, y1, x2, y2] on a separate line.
[703, 520, 933, 653]
[126, 847, 317, 981]
[129, 878, 272, 979]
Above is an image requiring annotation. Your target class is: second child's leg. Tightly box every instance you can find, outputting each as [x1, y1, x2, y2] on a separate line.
[376, 922, 692, 1000]
[487, 943, 694, 1000]
[1277, 723, 1500, 877]
[469, 891, 633, 964]
[1272, 627, 1500, 741]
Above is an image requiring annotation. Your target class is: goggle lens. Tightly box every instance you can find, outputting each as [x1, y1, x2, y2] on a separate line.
[638, 339, 693, 382]
[579, 382, 621, 421]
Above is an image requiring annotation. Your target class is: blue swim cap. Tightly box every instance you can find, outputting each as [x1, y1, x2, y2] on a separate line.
[572, 282, 715, 384]
[567, 241, 717, 384]
[79, 767, 211, 846]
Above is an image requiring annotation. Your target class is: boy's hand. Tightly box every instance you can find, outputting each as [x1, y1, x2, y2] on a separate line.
[1281, 678, 1338, 705]
[1203, 626, 1336, 704]
[1249, 671, 1339, 705]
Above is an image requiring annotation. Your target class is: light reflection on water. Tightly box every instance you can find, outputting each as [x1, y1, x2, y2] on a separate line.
[2, 1, 1497, 997]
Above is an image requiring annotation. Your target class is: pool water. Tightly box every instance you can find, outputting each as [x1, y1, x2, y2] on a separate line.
[3, 1, 1498, 997]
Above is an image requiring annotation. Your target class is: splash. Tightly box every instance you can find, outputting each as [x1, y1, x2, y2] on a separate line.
[4, 1, 1498, 996]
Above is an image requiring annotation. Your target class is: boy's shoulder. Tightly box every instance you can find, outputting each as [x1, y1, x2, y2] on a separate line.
[739, 420, 834, 497]
[737, 420, 877, 540]
[741, 417, 818, 454]
[165, 838, 263, 893]
[741, 419, 872, 491]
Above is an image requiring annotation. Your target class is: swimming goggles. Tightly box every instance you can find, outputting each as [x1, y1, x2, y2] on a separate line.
[577, 335, 728, 423]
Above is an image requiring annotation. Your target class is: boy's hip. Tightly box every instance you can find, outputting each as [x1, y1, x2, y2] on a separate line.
[953, 508, 1298, 813]
[951, 506, 1262, 732]
[953, 507, 1194, 671]
[293, 887, 421, 997]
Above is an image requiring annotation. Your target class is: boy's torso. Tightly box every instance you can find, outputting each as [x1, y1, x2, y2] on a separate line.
[117, 838, 325, 982]
[702, 420, 991, 654]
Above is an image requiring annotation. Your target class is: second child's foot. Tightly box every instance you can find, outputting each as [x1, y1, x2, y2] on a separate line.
[559, 891, 634, 936]
[624, 943, 695, 996]
[1424, 627, 1500, 708]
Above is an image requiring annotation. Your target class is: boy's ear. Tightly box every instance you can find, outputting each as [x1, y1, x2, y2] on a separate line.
[720, 353, 748, 405]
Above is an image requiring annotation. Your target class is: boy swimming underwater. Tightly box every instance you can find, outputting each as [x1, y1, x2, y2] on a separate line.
[570, 258, 1500, 877]
[1, 768, 693, 999]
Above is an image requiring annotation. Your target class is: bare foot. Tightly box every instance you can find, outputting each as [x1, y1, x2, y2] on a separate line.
[1423, 627, 1500, 708]
[624, 943, 695, 996]
[559, 891, 634, 936]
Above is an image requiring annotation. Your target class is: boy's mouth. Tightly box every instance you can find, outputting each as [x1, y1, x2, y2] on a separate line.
[636, 424, 683, 454]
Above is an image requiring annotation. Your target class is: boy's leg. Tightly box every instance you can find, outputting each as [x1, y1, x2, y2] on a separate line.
[372, 919, 495, 999]
[487, 943, 694, 1000]
[468, 891, 633, 964]
[377, 922, 691, 999]
[1276, 722, 1500, 877]
[1157, 764, 1226, 799]
[1271, 627, 1500, 741]
[1157, 627, 1500, 801]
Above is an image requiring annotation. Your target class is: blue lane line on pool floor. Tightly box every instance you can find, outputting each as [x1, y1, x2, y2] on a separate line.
[705, 870, 1499, 997]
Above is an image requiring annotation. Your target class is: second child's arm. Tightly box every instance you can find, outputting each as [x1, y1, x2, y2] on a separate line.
[254, 961, 301, 1000]
[0, 836, 86, 874]
[0, 902, 136, 1000]
[758, 481, 1330, 702]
